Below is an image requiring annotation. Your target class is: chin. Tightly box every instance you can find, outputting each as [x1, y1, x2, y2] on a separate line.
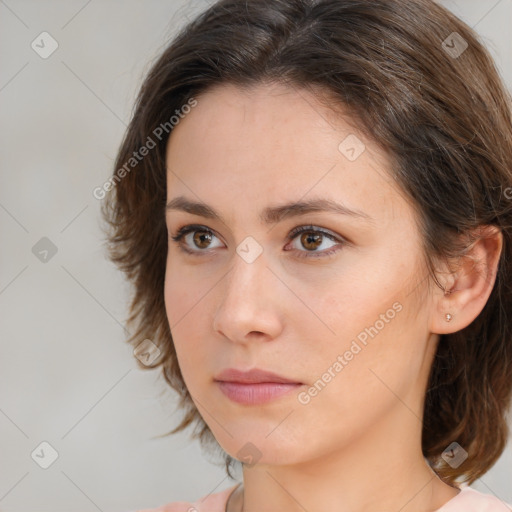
[212, 425, 309, 467]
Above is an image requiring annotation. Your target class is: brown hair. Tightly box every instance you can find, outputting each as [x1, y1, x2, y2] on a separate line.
[100, 0, 512, 485]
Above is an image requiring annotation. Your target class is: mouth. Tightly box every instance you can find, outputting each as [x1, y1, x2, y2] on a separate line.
[214, 368, 304, 405]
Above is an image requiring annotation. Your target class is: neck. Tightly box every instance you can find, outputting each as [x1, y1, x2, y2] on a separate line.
[231, 406, 459, 512]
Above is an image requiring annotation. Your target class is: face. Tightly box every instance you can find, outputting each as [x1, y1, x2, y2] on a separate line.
[164, 82, 438, 466]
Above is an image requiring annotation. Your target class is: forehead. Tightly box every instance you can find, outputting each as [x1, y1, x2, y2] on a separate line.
[164, 82, 409, 228]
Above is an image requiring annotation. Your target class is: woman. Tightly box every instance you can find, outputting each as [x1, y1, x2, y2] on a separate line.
[103, 0, 512, 511]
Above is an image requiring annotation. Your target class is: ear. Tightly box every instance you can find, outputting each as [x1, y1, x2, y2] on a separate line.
[430, 225, 503, 335]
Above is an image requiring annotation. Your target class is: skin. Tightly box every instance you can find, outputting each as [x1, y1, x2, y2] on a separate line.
[163, 82, 503, 512]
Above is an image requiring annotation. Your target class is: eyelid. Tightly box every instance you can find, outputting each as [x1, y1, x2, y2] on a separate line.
[285, 225, 345, 259]
[170, 223, 347, 258]
[288, 224, 342, 242]
[170, 224, 224, 254]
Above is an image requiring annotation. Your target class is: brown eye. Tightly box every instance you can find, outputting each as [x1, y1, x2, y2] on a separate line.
[170, 224, 345, 259]
[299, 232, 323, 251]
[170, 225, 224, 255]
[192, 230, 213, 249]
[286, 225, 345, 259]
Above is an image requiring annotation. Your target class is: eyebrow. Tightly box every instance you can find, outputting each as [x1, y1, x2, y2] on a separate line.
[165, 195, 373, 225]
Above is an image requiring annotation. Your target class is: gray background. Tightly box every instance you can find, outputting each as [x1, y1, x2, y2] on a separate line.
[1, 1, 511, 511]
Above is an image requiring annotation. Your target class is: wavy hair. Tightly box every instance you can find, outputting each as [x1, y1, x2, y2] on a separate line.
[100, 0, 512, 485]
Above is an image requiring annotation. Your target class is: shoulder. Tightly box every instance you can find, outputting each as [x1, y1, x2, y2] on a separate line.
[132, 483, 241, 512]
[132, 500, 193, 512]
[439, 485, 512, 511]
[131, 501, 191, 512]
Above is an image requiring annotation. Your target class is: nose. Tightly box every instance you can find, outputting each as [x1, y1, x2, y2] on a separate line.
[212, 249, 283, 344]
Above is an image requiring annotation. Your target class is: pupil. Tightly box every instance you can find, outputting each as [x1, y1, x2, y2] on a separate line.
[194, 231, 211, 248]
[303, 233, 322, 250]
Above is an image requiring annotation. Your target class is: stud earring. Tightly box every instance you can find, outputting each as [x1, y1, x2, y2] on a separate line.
[445, 313, 453, 322]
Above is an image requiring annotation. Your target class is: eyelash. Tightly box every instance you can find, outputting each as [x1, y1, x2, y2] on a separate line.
[169, 224, 346, 259]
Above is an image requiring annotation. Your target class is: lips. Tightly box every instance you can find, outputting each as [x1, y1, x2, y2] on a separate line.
[214, 368, 304, 405]
[214, 368, 302, 384]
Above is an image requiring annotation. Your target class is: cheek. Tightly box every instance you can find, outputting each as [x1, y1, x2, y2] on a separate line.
[164, 254, 207, 328]
[292, 317, 415, 450]
[297, 258, 425, 401]
[296, 259, 404, 352]
[163, 265, 210, 373]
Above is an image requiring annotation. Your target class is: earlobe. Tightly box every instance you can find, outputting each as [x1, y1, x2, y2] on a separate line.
[431, 225, 503, 335]
[430, 286, 457, 334]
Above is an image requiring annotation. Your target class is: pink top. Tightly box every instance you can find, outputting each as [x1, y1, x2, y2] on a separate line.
[133, 483, 512, 512]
